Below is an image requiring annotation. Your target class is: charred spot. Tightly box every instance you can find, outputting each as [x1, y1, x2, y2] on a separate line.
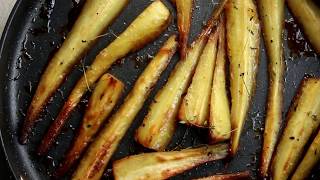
[86, 124, 92, 128]
[99, 93, 104, 100]
[270, 40, 273, 43]
[108, 77, 118, 87]
[88, 137, 115, 178]
[311, 115, 318, 121]
[289, 136, 295, 140]
[60, 62, 63, 65]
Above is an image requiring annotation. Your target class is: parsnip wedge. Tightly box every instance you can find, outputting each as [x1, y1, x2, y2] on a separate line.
[135, 0, 228, 151]
[53, 73, 123, 178]
[292, 129, 320, 180]
[72, 35, 178, 180]
[209, 16, 231, 143]
[287, 0, 320, 54]
[226, 0, 260, 156]
[178, 20, 220, 127]
[257, 0, 285, 178]
[37, 0, 171, 156]
[194, 171, 251, 180]
[176, 0, 193, 59]
[19, 0, 129, 144]
[271, 77, 320, 180]
[113, 143, 228, 180]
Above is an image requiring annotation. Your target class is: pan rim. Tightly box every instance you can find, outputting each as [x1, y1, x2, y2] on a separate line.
[0, 0, 25, 179]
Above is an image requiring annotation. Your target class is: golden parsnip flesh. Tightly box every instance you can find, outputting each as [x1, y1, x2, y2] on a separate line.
[176, 0, 193, 59]
[135, 0, 228, 151]
[72, 35, 178, 180]
[113, 144, 228, 180]
[226, 0, 260, 156]
[37, 0, 171, 156]
[20, 0, 129, 144]
[209, 17, 231, 143]
[178, 23, 219, 127]
[292, 129, 320, 180]
[287, 0, 320, 53]
[257, 0, 285, 177]
[54, 73, 123, 178]
[271, 78, 320, 180]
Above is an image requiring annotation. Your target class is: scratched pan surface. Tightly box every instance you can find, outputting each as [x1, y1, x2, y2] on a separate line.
[0, 0, 319, 179]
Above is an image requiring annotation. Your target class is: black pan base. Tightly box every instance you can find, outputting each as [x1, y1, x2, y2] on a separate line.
[0, 0, 319, 179]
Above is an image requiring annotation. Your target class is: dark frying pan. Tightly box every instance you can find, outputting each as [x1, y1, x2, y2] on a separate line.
[0, 0, 319, 179]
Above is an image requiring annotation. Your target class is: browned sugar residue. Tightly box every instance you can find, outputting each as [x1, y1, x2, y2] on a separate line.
[285, 18, 315, 57]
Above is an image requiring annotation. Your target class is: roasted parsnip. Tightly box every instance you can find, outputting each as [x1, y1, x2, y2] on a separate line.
[258, 0, 285, 178]
[113, 143, 228, 180]
[135, 0, 228, 151]
[271, 78, 320, 180]
[226, 0, 260, 156]
[53, 73, 123, 177]
[178, 22, 219, 127]
[194, 171, 251, 180]
[209, 16, 231, 143]
[292, 129, 320, 180]
[287, 0, 320, 54]
[72, 35, 178, 180]
[37, 1, 171, 156]
[176, 0, 193, 59]
[19, 0, 129, 144]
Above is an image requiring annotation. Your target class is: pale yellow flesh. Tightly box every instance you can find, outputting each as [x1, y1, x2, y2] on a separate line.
[37, 0, 171, 154]
[292, 129, 320, 180]
[209, 18, 231, 143]
[71, 35, 178, 180]
[271, 78, 320, 180]
[178, 27, 219, 127]
[135, 0, 228, 151]
[194, 171, 251, 180]
[20, 0, 129, 143]
[287, 0, 320, 54]
[54, 74, 123, 177]
[113, 144, 228, 180]
[258, 0, 285, 177]
[64, 0, 171, 115]
[226, 0, 260, 156]
[176, 0, 193, 58]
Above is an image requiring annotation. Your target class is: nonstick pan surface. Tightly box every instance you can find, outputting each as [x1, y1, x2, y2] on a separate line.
[0, 0, 319, 179]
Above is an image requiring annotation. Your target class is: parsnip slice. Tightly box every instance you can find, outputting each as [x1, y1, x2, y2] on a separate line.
[113, 144, 228, 180]
[53, 73, 123, 177]
[271, 78, 320, 180]
[135, 0, 228, 151]
[226, 0, 260, 156]
[287, 0, 320, 54]
[71, 35, 178, 180]
[37, 0, 171, 156]
[20, 0, 129, 144]
[176, 0, 193, 59]
[257, 0, 285, 177]
[292, 129, 320, 180]
[194, 171, 251, 180]
[178, 22, 219, 127]
[209, 16, 231, 143]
